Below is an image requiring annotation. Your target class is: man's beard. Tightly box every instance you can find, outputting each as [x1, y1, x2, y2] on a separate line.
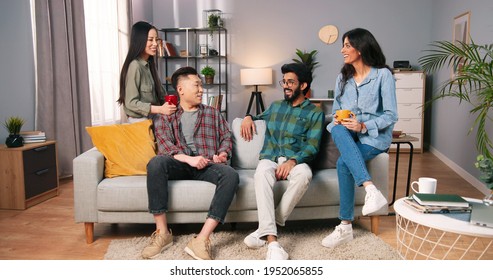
[284, 86, 303, 102]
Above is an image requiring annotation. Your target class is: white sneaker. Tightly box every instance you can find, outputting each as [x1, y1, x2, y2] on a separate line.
[361, 185, 387, 216]
[321, 224, 353, 249]
[244, 229, 267, 249]
[266, 241, 289, 260]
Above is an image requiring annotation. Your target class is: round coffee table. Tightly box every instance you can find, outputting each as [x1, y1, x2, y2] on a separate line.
[393, 197, 493, 260]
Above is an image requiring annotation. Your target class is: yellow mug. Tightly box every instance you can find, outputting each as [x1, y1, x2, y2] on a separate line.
[335, 109, 354, 121]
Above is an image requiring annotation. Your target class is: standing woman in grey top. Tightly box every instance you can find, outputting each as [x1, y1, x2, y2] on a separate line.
[117, 21, 176, 122]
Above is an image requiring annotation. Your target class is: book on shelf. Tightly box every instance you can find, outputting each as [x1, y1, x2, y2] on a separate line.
[23, 139, 47, 144]
[20, 130, 47, 143]
[207, 95, 223, 110]
[412, 193, 470, 208]
[403, 197, 471, 214]
[20, 130, 45, 137]
[23, 136, 46, 140]
[164, 41, 178, 57]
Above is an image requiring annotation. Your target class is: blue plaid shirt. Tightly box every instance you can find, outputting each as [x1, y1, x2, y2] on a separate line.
[251, 99, 324, 164]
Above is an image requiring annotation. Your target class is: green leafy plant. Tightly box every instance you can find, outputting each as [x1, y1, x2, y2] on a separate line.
[207, 13, 222, 38]
[207, 14, 221, 28]
[418, 40, 493, 160]
[200, 66, 216, 77]
[3, 116, 25, 135]
[292, 49, 319, 75]
[475, 155, 493, 190]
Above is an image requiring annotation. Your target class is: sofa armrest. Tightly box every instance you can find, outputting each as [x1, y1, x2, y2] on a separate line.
[73, 147, 105, 223]
[367, 152, 389, 215]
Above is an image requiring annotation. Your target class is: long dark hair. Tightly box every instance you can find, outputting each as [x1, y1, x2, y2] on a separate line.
[117, 21, 164, 105]
[339, 28, 391, 90]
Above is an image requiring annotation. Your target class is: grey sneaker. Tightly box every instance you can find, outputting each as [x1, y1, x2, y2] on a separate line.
[141, 229, 173, 259]
[266, 241, 289, 260]
[362, 186, 387, 215]
[321, 224, 353, 249]
[184, 236, 213, 260]
[244, 229, 267, 249]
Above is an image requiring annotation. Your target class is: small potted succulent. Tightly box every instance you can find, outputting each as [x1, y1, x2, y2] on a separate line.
[3, 116, 25, 147]
[201, 66, 216, 84]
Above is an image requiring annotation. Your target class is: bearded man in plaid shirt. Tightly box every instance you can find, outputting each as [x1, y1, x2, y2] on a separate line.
[240, 63, 324, 260]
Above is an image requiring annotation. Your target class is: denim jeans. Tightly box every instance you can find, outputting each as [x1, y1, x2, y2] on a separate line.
[254, 158, 312, 238]
[146, 155, 239, 223]
[331, 125, 385, 221]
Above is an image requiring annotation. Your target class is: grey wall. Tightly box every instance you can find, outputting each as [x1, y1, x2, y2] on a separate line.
[0, 0, 35, 142]
[131, 0, 153, 22]
[150, 0, 433, 120]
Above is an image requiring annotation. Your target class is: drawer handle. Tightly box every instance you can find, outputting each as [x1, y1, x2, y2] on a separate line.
[36, 168, 49, 176]
[34, 146, 48, 152]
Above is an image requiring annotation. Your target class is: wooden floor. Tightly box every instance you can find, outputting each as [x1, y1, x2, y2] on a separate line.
[0, 151, 487, 260]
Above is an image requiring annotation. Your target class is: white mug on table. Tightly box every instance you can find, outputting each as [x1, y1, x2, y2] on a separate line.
[411, 177, 437, 194]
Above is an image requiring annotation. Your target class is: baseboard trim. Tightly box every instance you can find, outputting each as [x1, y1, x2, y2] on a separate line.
[429, 146, 490, 195]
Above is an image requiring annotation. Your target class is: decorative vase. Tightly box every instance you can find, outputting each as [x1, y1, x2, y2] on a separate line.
[5, 134, 24, 148]
[484, 190, 493, 206]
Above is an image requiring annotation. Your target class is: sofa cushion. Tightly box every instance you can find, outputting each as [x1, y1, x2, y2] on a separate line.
[85, 120, 156, 178]
[311, 116, 340, 169]
[231, 118, 265, 169]
[97, 177, 221, 212]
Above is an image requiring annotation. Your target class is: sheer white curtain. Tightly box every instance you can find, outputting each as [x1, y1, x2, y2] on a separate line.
[83, 0, 130, 125]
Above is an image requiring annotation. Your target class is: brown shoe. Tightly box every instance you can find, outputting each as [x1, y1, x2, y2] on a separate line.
[141, 229, 173, 259]
[184, 236, 213, 260]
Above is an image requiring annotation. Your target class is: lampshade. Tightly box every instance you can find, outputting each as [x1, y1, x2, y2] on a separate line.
[240, 68, 273, 86]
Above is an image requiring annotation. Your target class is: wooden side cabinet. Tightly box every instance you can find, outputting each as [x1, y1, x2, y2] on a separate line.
[0, 140, 59, 209]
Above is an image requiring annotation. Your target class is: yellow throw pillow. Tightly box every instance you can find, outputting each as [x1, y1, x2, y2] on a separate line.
[85, 120, 157, 178]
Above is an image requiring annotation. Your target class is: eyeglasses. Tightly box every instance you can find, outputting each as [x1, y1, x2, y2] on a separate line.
[278, 79, 298, 87]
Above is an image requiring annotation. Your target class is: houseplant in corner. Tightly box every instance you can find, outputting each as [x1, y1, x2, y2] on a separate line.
[475, 155, 493, 205]
[3, 116, 25, 147]
[201, 66, 215, 84]
[418, 39, 493, 203]
[292, 49, 319, 97]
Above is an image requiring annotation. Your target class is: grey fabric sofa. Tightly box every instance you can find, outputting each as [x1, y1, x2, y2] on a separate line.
[74, 118, 388, 244]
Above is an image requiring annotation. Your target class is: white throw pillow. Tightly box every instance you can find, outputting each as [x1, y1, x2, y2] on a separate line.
[231, 117, 266, 169]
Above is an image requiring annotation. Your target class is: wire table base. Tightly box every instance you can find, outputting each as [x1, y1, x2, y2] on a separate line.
[396, 212, 493, 260]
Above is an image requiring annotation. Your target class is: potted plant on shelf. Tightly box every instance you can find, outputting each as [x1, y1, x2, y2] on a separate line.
[3, 116, 25, 147]
[206, 10, 223, 38]
[292, 49, 319, 97]
[208, 13, 221, 28]
[201, 66, 216, 84]
[418, 39, 493, 203]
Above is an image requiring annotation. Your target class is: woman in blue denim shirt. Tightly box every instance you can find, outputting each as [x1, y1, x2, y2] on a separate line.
[322, 28, 398, 249]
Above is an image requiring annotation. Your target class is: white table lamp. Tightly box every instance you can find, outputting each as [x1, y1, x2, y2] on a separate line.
[240, 68, 272, 115]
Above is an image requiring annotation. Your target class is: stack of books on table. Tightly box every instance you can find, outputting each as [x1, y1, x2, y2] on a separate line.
[20, 131, 47, 144]
[404, 193, 471, 214]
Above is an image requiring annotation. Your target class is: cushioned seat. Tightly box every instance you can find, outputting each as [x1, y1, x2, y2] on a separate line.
[74, 117, 389, 243]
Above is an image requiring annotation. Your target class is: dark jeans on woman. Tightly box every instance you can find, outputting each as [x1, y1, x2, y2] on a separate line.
[146, 155, 239, 223]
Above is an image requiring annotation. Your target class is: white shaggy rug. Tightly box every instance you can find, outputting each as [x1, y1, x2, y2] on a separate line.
[104, 223, 401, 260]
